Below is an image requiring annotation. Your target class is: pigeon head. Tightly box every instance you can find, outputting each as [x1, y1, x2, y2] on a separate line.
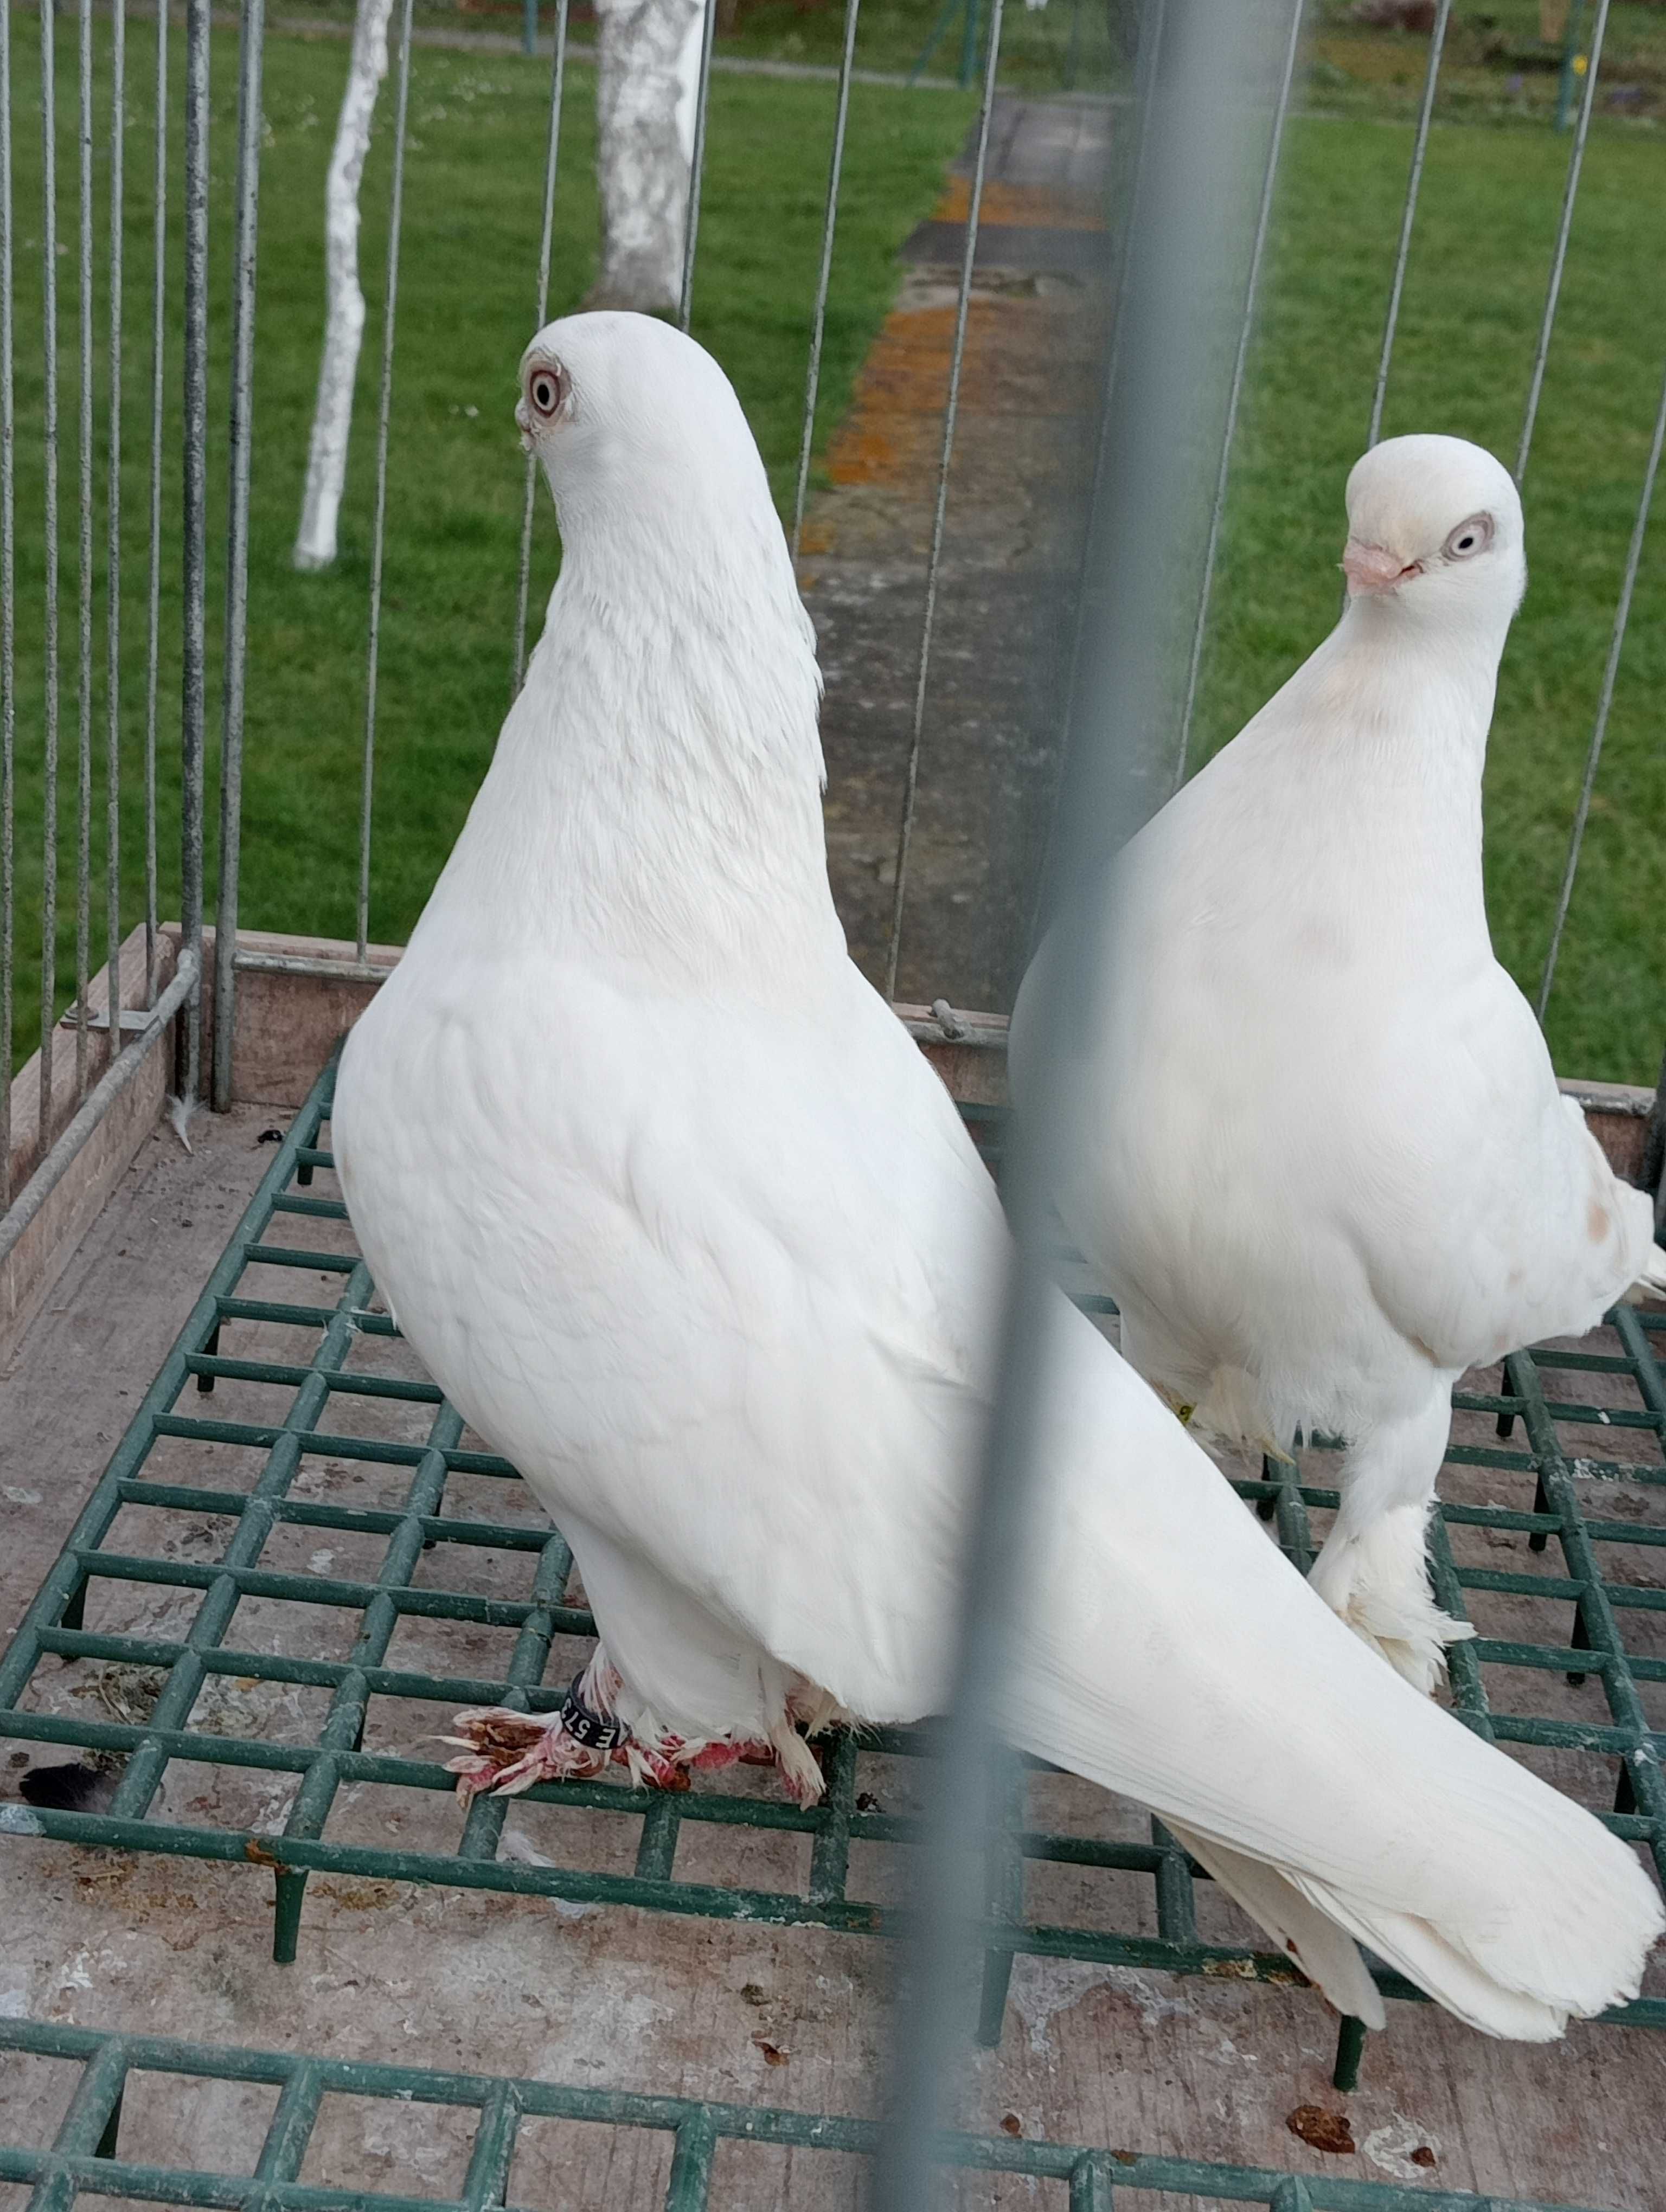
[1340, 435, 1524, 625]
[514, 311, 776, 548]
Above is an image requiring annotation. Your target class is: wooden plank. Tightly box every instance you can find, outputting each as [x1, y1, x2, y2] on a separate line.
[0, 928, 181, 1371]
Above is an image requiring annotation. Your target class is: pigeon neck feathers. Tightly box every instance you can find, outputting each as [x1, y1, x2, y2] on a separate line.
[428, 318, 842, 992]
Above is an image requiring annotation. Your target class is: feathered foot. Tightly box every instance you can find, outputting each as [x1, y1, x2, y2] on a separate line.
[1308, 1505, 1475, 1696]
[443, 1668, 844, 1808]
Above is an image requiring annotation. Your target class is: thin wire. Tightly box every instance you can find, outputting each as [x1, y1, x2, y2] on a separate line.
[143, 0, 166, 1007]
[38, 0, 60, 1141]
[212, 0, 265, 1112]
[1514, 0, 1608, 486]
[677, 0, 718, 334]
[0, 0, 14, 1200]
[105, 0, 125, 1054]
[1170, 0, 1304, 789]
[179, 0, 210, 1113]
[74, 0, 93, 1097]
[882, 0, 1005, 1004]
[357, 0, 416, 964]
[510, 0, 570, 700]
[1535, 347, 1666, 1025]
[1364, 0, 1451, 451]
[790, 0, 861, 563]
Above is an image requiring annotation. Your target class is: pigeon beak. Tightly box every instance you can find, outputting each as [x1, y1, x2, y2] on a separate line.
[1342, 539, 1420, 596]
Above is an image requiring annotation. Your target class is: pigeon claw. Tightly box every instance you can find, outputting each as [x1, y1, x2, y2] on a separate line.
[441, 1706, 606, 1805]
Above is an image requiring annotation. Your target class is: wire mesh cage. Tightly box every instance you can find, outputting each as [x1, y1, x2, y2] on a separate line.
[2, 0, 1665, 2204]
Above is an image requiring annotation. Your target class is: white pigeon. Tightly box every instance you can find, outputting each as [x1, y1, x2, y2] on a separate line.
[332, 329, 1662, 2041]
[1012, 433, 1666, 1695]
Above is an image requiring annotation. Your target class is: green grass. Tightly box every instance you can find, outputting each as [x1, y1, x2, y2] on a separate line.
[0, 17, 973, 1075]
[1189, 110, 1666, 1083]
[3, 11, 1665, 1104]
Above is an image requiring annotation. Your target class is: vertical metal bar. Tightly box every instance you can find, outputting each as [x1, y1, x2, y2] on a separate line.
[881, 0, 1005, 1003]
[872, 5, 1288, 2201]
[510, 0, 569, 699]
[105, 0, 124, 1054]
[676, 0, 718, 335]
[1363, 0, 1451, 451]
[1170, 0, 1304, 789]
[0, 0, 14, 1199]
[356, 0, 415, 966]
[212, 0, 265, 1111]
[1536, 344, 1666, 1024]
[1514, 0, 1607, 485]
[143, 0, 166, 1006]
[789, 0, 861, 565]
[663, 2112, 717, 2212]
[179, 0, 210, 1113]
[38, 0, 60, 1140]
[56, 0, 96, 1087]
[74, 0, 93, 1097]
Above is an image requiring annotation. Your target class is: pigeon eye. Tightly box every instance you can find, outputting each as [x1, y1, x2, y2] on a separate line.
[1443, 513, 1492, 562]
[528, 369, 563, 418]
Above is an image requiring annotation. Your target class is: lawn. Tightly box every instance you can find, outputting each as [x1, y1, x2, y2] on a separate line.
[1188, 107, 1666, 1083]
[3, 8, 1665, 1097]
[0, 17, 974, 1075]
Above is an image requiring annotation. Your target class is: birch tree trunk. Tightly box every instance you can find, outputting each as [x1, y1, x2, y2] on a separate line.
[585, 0, 704, 316]
[293, 0, 394, 571]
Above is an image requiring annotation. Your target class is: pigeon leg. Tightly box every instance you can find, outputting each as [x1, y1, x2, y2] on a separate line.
[1305, 1387, 1475, 1695]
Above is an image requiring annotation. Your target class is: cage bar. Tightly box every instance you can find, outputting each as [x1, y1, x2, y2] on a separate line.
[677, 0, 719, 334]
[210, 0, 267, 1110]
[0, 2018, 1618, 2211]
[1364, 0, 1451, 451]
[510, 0, 571, 698]
[790, 0, 862, 564]
[881, 0, 1005, 1003]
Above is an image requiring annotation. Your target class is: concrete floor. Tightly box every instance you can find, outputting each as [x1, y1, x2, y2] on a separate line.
[1, 1076, 1664, 2207]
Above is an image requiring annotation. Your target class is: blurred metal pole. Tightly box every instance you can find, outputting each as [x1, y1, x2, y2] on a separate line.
[143, 0, 168, 1006]
[1515, 0, 1607, 485]
[356, 0, 415, 968]
[105, 0, 126, 1053]
[677, 0, 718, 333]
[0, 0, 13, 1198]
[871, 5, 1300, 2202]
[882, 0, 1006, 1004]
[789, 0, 861, 565]
[1364, 0, 1450, 451]
[511, 0, 570, 699]
[180, 0, 210, 1114]
[212, 0, 266, 1110]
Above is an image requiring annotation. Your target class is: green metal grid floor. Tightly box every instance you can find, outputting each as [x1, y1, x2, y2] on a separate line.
[0, 2018, 1619, 2211]
[1, 1057, 1663, 2098]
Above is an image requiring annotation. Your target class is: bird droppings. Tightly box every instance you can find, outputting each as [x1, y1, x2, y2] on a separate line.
[751, 2035, 790, 2067]
[1286, 2106, 1356, 2156]
[999, 2112, 1024, 2137]
[1361, 2117, 1443, 2180]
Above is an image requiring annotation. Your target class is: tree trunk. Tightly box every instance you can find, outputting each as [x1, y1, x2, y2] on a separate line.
[293, 0, 394, 572]
[585, 0, 705, 317]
